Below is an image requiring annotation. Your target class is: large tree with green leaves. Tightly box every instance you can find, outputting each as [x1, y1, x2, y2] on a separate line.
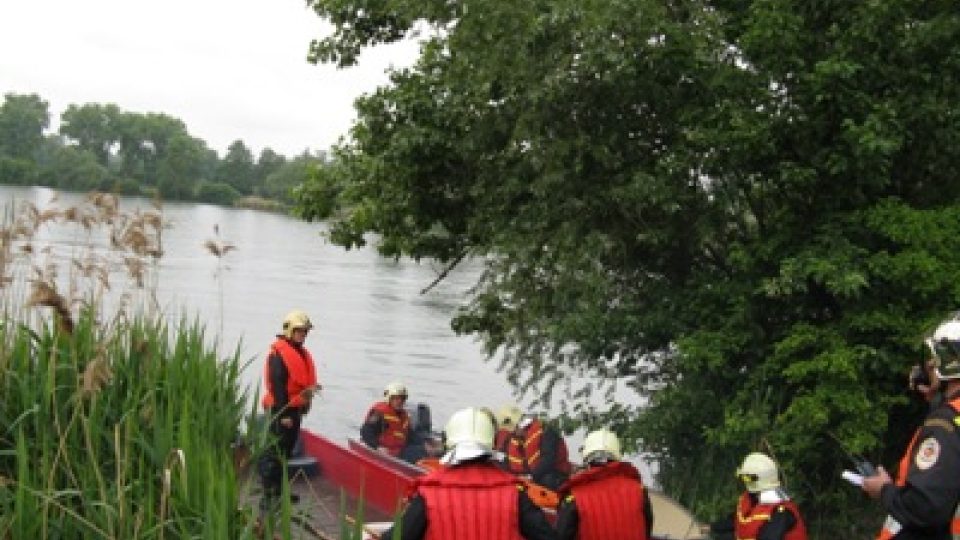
[316, 1, 958, 530]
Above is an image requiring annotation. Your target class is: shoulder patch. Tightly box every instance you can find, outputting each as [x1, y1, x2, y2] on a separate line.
[916, 437, 941, 470]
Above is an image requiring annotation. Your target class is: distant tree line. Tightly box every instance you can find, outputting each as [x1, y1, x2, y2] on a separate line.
[0, 92, 327, 209]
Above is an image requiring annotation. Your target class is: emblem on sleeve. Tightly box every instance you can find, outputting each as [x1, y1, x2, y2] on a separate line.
[916, 437, 941, 470]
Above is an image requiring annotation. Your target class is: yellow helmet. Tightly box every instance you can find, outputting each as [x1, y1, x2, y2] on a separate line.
[384, 381, 408, 399]
[582, 429, 622, 462]
[737, 452, 779, 492]
[444, 407, 496, 450]
[495, 404, 522, 430]
[282, 310, 313, 338]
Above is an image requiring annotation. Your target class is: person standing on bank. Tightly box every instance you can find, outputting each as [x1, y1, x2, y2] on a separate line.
[863, 317, 960, 540]
[555, 429, 653, 540]
[709, 452, 807, 540]
[258, 310, 320, 505]
[381, 407, 557, 540]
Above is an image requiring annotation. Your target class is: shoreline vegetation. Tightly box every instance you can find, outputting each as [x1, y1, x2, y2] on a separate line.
[0, 92, 335, 213]
[0, 191, 347, 539]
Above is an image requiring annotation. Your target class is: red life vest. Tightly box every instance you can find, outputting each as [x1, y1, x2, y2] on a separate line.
[877, 396, 960, 540]
[412, 462, 524, 540]
[495, 428, 511, 453]
[559, 461, 648, 540]
[261, 338, 317, 410]
[367, 401, 411, 456]
[735, 492, 807, 540]
[505, 418, 572, 475]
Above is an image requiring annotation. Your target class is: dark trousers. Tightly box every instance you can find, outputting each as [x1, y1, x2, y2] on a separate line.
[257, 408, 302, 495]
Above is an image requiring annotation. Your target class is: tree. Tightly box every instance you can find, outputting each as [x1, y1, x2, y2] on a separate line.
[0, 93, 49, 160]
[216, 140, 255, 195]
[59, 103, 122, 165]
[157, 133, 207, 200]
[298, 1, 960, 533]
[253, 147, 287, 196]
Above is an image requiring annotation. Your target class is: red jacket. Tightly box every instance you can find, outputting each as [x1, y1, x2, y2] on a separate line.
[261, 338, 317, 410]
[412, 462, 524, 540]
[504, 418, 572, 476]
[560, 461, 649, 540]
[736, 492, 807, 540]
[367, 401, 411, 456]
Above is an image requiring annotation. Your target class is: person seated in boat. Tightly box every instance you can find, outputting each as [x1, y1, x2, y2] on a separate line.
[361, 381, 412, 458]
[709, 452, 808, 540]
[380, 407, 556, 540]
[555, 429, 653, 540]
[496, 404, 572, 490]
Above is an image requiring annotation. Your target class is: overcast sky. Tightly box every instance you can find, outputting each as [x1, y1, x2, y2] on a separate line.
[0, 0, 420, 157]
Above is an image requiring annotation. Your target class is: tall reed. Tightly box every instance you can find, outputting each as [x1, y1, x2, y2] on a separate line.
[0, 191, 288, 539]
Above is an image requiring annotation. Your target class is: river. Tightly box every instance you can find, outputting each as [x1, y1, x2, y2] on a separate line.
[0, 184, 517, 444]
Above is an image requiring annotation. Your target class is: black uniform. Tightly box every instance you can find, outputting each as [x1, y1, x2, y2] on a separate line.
[877, 389, 960, 540]
[257, 339, 308, 499]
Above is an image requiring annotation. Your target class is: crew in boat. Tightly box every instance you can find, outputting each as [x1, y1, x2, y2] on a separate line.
[497, 404, 572, 490]
[381, 407, 557, 540]
[257, 309, 320, 507]
[361, 381, 415, 457]
[555, 429, 653, 540]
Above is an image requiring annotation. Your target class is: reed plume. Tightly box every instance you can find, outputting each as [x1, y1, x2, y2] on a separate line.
[26, 279, 74, 335]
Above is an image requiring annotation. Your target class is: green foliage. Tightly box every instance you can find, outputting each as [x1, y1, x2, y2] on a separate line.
[299, 0, 960, 534]
[196, 181, 242, 206]
[0, 93, 49, 160]
[0, 309, 255, 538]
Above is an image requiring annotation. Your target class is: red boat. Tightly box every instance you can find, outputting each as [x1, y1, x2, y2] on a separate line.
[297, 428, 707, 540]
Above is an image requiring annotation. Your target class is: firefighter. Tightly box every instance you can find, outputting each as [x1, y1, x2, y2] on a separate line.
[499, 405, 572, 490]
[257, 309, 320, 506]
[863, 317, 960, 539]
[710, 452, 807, 540]
[361, 381, 413, 457]
[381, 407, 557, 539]
[555, 429, 653, 540]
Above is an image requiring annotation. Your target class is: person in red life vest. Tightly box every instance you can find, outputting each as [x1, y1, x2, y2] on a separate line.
[361, 381, 414, 457]
[555, 428, 653, 540]
[257, 310, 320, 507]
[863, 317, 960, 540]
[498, 405, 572, 490]
[380, 407, 556, 540]
[709, 452, 807, 540]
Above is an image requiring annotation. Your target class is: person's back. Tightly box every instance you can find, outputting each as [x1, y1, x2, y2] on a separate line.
[416, 462, 525, 539]
[556, 429, 652, 540]
[382, 407, 556, 540]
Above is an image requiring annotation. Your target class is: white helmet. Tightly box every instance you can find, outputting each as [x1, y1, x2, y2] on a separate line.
[444, 407, 495, 450]
[282, 310, 313, 339]
[737, 452, 779, 493]
[384, 381, 408, 399]
[582, 429, 621, 463]
[932, 320, 960, 380]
